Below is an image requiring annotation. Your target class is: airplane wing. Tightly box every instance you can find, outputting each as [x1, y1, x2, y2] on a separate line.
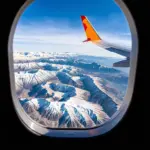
[80, 15, 131, 67]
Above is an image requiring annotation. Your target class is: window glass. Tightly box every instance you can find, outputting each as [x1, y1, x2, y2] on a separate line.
[13, 0, 132, 129]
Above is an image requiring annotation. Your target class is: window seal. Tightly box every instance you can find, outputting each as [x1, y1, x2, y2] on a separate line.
[8, 0, 138, 137]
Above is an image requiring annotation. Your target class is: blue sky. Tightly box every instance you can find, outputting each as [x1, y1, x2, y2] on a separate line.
[13, 0, 131, 58]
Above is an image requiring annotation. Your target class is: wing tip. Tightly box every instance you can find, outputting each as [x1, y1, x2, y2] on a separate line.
[81, 15, 86, 21]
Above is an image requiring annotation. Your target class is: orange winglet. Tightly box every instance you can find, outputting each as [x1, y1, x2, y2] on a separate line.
[81, 15, 102, 43]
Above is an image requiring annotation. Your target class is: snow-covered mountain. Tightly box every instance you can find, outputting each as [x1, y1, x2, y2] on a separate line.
[13, 52, 128, 128]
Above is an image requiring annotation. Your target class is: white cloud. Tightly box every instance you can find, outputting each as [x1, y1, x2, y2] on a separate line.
[13, 19, 131, 58]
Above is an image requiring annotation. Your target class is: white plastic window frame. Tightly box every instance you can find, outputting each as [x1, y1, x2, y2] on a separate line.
[8, 0, 138, 137]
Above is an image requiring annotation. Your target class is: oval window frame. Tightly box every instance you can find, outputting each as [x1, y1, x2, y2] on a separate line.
[8, 0, 138, 137]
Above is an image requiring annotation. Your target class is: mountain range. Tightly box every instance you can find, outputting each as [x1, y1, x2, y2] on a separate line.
[14, 52, 128, 128]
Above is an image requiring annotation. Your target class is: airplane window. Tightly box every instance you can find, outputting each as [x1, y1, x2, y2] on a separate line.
[8, 0, 138, 137]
